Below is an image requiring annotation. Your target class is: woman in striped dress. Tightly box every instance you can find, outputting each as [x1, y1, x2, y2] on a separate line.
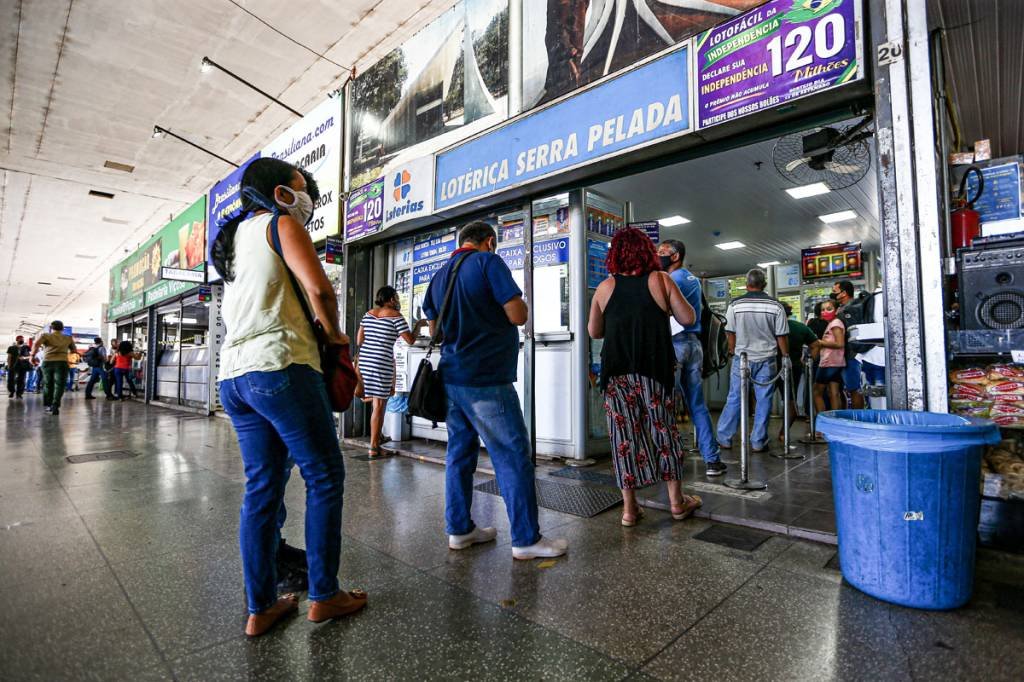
[357, 286, 424, 456]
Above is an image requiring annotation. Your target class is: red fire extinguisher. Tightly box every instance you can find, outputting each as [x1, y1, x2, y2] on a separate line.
[951, 166, 984, 250]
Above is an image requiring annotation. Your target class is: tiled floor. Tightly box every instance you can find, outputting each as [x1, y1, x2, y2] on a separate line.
[2, 394, 1023, 680]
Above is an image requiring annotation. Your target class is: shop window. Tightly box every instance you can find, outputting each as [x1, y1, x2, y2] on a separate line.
[179, 300, 210, 408]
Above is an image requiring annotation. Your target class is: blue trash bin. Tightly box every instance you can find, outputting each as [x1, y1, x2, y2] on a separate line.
[818, 410, 1000, 610]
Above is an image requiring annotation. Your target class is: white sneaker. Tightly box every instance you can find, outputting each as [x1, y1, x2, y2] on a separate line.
[512, 537, 568, 561]
[448, 526, 497, 550]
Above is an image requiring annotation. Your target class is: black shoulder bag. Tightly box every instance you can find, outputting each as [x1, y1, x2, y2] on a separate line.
[408, 252, 472, 423]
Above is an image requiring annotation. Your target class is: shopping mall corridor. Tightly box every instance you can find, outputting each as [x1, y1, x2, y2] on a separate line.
[1, 395, 1023, 681]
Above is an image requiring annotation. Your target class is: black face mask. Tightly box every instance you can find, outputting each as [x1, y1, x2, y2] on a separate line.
[659, 255, 674, 271]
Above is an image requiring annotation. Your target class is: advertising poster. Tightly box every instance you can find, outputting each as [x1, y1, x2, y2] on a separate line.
[412, 259, 448, 320]
[498, 236, 570, 271]
[695, 0, 862, 129]
[707, 278, 729, 299]
[261, 97, 343, 243]
[394, 268, 413, 326]
[587, 238, 610, 289]
[350, 0, 509, 188]
[776, 263, 802, 288]
[382, 155, 434, 229]
[413, 230, 458, 262]
[629, 221, 661, 243]
[501, 217, 525, 242]
[522, 0, 754, 109]
[108, 197, 207, 319]
[436, 46, 692, 210]
[345, 178, 384, 242]
[967, 161, 1024, 225]
[395, 238, 415, 269]
[207, 153, 259, 282]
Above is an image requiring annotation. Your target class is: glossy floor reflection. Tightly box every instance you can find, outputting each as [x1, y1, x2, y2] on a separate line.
[1, 395, 1023, 680]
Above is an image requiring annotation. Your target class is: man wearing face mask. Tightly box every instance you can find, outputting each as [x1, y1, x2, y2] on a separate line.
[657, 239, 725, 476]
[422, 221, 568, 560]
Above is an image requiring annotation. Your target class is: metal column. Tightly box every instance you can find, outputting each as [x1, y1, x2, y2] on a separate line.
[869, 0, 947, 411]
[522, 199, 536, 463]
[569, 189, 589, 461]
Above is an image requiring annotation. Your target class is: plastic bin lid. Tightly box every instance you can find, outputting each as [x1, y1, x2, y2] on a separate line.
[817, 410, 1001, 452]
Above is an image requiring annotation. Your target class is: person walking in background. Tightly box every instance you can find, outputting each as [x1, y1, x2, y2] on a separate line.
[34, 321, 75, 415]
[6, 336, 31, 399]
[211, 157, 365, 637]
[83, 337, 110, 400]
[657, 239, 726, 477]
[423, 221, 567, 560]
[113, 341, 142, 400]
[716, 269, 789, 453]
[26, 346, 43, 393]
[66, 346, 81, 392]
[776, 303, 819, 441]
[813, 299, 846, 437]
[105, 341, 118, 400]
[591, 228, 702, 526]
[357, 285, 424, 457]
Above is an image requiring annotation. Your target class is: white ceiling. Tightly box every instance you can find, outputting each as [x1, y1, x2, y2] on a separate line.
[0, 0, 456, 335]
[593, 123, 880, 277]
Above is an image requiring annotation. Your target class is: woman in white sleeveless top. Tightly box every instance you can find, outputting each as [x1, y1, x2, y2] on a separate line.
[211, 158, 366, 637]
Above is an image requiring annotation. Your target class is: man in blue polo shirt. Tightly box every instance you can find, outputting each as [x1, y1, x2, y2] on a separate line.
[658, 240, 726, 477]
[423, 221, 567, 561]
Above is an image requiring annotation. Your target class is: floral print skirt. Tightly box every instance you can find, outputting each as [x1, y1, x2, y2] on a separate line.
[604, 374, 685, 490]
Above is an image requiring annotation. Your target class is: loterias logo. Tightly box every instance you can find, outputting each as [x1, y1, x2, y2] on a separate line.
[386, 168, 424, 222]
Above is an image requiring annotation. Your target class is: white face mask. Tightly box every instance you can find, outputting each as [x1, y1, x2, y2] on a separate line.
[276, 186, 314, 226]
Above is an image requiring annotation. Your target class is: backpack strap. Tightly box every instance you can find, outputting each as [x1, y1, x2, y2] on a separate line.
[427, 251, 473, 358]
[268, 214, 320, 343]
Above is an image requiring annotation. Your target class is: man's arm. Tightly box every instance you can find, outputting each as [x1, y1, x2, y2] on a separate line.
[503, 296, 529, 326]
[776, 335, 790, 356]
[726, 331, 736, 355]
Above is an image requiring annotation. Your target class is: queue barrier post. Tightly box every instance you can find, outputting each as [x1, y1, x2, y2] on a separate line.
[772, 355, 805, 460]
[799, 352, 828, 445]
[725, 352, 768, 490]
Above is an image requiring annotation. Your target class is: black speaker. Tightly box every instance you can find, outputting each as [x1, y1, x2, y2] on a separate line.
[959, 243, 1024, 330]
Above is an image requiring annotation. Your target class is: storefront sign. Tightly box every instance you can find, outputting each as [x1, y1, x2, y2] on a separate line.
[207, 283, 225, 411]
[262, 97, 343, 243]
[383, 155, 434, 229]
[324, 236, 344, 265]
[207, 154, 259, 282]
[498, 237, 570, 271]
[695, 0, 862, 129]
[587, 238, 610, 289]
[108, 197, 207, 319]
[412, 259, 447, 286]
[776, 263, 802, 288]
[413, 230, 457, 263]
[967, 161, 1023, 225]
[435, 46, 692, 210]
[629, 221, 661, 243]
[161, 267, 206, 283]
[345, 178, 384, 242]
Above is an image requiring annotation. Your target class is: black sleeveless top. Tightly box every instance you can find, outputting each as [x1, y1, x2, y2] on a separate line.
[599, 274, 675, 391]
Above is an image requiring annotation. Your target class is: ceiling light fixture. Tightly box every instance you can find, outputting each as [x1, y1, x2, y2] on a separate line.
[103, 160, 135, 173]
[757, 261, 781, 268]
[785, 182, 830, 199]
[102, 217, 131, 225]
[199, 56, 302, 117]
[819, 210, 857, 223]
[152, 125, 239, 168]
[37, 281, 52, 285]
[715, 241, 746, 250]
[56, 276, 76, 281]
[88, 190, 115, 199]
[658, 215, 690, 227]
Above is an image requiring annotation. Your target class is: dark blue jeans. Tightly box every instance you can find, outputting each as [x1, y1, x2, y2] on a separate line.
[672, 333, 721, 463]
[219, 364, 345, 614]
[85, 367, 109, 397]
[445, 384, 540, 548]
[113, 368, 137, 398]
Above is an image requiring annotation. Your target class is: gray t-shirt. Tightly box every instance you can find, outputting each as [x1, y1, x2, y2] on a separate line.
[725, 291, 789, 361]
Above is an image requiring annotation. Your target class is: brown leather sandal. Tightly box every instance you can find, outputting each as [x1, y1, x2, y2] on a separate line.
[307, 589, 368, 623]
[621, 506, 645, 527]
[671, 495, 703, 521]
[245, 594, 299, 637]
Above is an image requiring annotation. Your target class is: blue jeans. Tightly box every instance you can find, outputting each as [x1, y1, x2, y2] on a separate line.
[672, 334, 720, 463]
[113, 367, 137, 398]
[219, 364, 345, 613]
[445, 383, 540, 548]
[67, 367, 78, 390]
[85, 367, 108, 397]
[26, 368, 40, 392]
[717, 357, 776, 451]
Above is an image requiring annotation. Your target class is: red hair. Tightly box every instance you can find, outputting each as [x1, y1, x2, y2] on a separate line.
[606, 227, 660, 275]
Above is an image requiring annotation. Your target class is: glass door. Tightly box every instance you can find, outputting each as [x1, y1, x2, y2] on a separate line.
[179, 298, 210, 408]
[154, 303, 181, 404]
[131, 314, 149, 400]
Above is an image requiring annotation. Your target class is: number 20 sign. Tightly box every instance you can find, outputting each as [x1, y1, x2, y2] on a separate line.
[695, 0, 863, 129]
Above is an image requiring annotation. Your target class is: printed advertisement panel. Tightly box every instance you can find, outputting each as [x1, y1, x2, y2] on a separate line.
[261, 97, 343, 243]
[695, 0, 862, 129]
[350, 0, 509, 188]
[587, 238, 610, 289]
[413, 230, 458, 263]
[435, 46, 691, 210]
[497, 236, 570, 271]
[967, 161, 1024, 225]
[345, 178, 385, 242]
[207, 153, 259, 282]
[522, 0, 751, 109]
[108, 197, 207, 319]
[383, 155, 435, 229]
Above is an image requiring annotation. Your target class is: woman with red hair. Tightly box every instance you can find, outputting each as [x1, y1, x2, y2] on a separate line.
[588, 227, 701, 526]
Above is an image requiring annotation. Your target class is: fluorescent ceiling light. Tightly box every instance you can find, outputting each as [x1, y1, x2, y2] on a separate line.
[757, 261, 781, 268]
[715, 241, 746, 250]
[785, 183, 830, 199]
[658, 215, 690, 226]
[819, 210, 857, 223]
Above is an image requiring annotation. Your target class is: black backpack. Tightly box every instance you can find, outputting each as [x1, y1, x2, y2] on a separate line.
[839, 291, 879, 358]
[83, 346, 103, 368]
[699, 294, 729, 379]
